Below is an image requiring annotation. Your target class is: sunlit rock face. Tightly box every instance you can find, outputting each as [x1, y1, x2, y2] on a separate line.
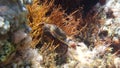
[0, 0, 32, 64]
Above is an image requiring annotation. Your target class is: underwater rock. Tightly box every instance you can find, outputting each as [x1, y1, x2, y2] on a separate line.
[97, 0, 120, 54]
[0, 0, 32, 65]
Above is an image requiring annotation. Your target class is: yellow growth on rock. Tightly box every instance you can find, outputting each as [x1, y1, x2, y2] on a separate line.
[27, 0, 54, 47]
[27, 0, 80, 47]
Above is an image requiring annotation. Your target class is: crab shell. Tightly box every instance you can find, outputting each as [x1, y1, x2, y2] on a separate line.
[40, 23, 68, 55]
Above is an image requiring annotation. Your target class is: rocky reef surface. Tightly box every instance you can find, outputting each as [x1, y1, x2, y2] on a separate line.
[0, 0, 32, 67]
[0, 0, 120, 68]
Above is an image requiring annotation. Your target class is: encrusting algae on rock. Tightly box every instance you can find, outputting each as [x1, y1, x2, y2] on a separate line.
[0, 0, 32, 66]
